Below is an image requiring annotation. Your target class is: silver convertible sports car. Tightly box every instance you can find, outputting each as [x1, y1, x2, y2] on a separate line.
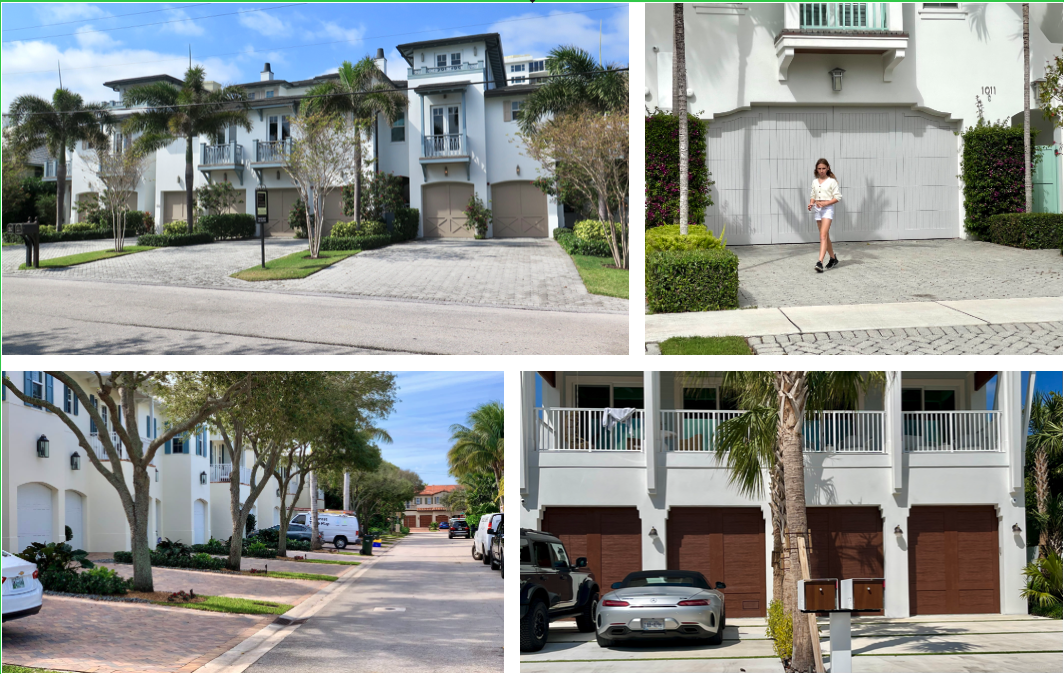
[596, 570, 726, 647]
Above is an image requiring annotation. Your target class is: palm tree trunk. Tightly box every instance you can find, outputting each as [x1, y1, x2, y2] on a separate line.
[675, 3, 689, 236]
[56, 156, 68, 231]
[771, 447, 787, 602]
[1035, 448, 1048, 556]
[1023, 3, 1032, 213]
[185, 136, 196, 233]
[777, 371, 813, 672]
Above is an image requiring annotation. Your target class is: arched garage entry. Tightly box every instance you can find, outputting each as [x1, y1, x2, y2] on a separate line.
[491, 181, 548, 238]
[17, 483, 54, 550]
[65, 490, 86, 551]
[422, 183, 474, 238]
[193, 499, 207, 545]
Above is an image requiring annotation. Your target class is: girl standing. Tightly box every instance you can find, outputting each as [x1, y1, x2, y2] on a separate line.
[807, 158, 842, 273]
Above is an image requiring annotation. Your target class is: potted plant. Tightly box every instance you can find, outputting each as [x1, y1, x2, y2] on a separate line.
[464, 193, 491, 239]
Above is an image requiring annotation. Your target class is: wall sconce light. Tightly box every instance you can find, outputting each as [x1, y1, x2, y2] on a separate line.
[473, 46, 477, 57]
[421, 53, 425, 63]
[276, 170, 281, 181]
[70, 451, 81, 470]
[200, 471, 207, 485]
[176, 176, 181, 184]
[444, 166, 449, 177]
[830, 67, 846, 92]
[516, 164, 521, 176]
[648, 526, 658, 538]
[1012, 523, 1022, 533]
[37, 435, 50, 458]
[894, 525, 903, 535]
[155, 468, 159, 482]
[276, 488, 281, 497]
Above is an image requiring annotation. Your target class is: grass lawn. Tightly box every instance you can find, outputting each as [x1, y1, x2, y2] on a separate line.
[253, 570, 338, 582]
[570, 254, 628, 298]
[2, 667, 64, 673]
[159, 595, 294, 615]
[17, 246, 154, 270]
[660, 336, 753, 355]
[231, 249, 357, 281]
[284, 558, 360, 566]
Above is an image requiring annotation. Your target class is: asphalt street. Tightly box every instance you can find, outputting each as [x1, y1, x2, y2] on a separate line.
[245, 532, 503, 673]
[1, 277, 628, 354]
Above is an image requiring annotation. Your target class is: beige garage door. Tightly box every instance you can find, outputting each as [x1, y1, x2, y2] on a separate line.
[422, 183, 474, 238]
[76, 193, 97, 223]
[162, 191, 187, 224]
[322, 190, 345, 237]
[492, 181, 548, 238]
[266, 188, 301, 237]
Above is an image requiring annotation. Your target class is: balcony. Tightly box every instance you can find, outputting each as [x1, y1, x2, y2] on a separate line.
[536, 407, 646, 451]
[210, 463, 252, 484]
[776, 2, 907, 81]
[199, 142, 245, 185]
[422, 133, 468, 159]
[87, 432, 155, 464]
[800, 2, 888, 30]
[903, 411, 1002, 452]
[253, 138, 292, 166]
[408, 60, 485, 79]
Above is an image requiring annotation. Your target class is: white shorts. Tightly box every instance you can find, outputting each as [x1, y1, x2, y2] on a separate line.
[812, 204, 835, 221]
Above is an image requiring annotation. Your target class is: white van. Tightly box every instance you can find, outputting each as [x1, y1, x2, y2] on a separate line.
[290, 511, 360, 549]
[472, 512, 503, 565]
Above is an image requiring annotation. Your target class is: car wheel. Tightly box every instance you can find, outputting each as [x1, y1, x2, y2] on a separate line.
[490, 552, 500, 570]
[595, 632, 615, 648]
[521, 600, 549, 652]
[575, 592, 598, 632]
[334, 536, 347, 550]
[472, 543, 482, 560]
[483, 549, 492, 565]
[707, 608, 725, 645]
[448, 533, 454, 539]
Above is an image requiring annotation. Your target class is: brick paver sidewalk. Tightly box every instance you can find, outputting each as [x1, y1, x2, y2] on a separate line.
[96, 562, 331, 605]
[1, 595, 271, 673]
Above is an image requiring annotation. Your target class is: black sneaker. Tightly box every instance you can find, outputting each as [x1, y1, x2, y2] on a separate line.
[815, 261, 824, 273]
[826, 256, 839, 269]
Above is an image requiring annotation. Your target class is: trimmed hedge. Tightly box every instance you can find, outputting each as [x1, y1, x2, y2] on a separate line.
[987, 212, 1063, 250]
[646, 109, 714, 230]
[331, 219, 387, 238]
[319, 234, 392, 251]
[574, 219, 608, 243]
[646, 224, 726, 253]
[196, 213, 256, 240]
[41, 567, 131, 595]
[393, 207, 419, 241]
[113, 549, 225, 570]
[2, 226, 136, 245]
[555, 229, 612, 257]
[961, 120, 1037, 239]
[137, 232, 214, 247]
[646, 248, 740, 314]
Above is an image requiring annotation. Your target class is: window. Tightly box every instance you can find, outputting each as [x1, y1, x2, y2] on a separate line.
[614, 386, 645, 410]
[510, 64, 526, 73]
[902, 388, 958, 411]
[530, 60, 545, 73]
[293, 514, 306, 525]
[549, 542, 570, 567]
[391, 112, 405, 142]
[512, 76, 526, 84]
[510, 101, 523, 120]
[265, 90, 274, 99]
[436, 54, 448, 68]
[922, 3, 958, 6]
[683, 387, 718, 410]
[530, 540, 552, 568]
[450, 52, 461, 67]
[64, 385, 79, 415]
[268, 116, 291, 142]
[28, 371, 43, 400]
[248, 92, 256, 100]
[171, 437, 184, 454]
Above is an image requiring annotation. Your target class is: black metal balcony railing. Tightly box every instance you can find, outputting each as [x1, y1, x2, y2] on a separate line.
[201, 142, 243, 167]
[254, 138, 293, 163]
[422, 133, 466, 158]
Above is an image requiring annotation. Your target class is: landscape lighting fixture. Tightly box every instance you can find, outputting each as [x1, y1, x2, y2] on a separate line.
[830, 67, 846, 92]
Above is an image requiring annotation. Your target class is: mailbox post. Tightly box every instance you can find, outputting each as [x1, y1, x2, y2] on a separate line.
[6, 219, 41, 268]
[255, 187, 268, 268]
[800, 578, 885, 673]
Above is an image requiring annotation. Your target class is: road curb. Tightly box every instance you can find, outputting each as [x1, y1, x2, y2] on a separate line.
[195, 537, 405, 673]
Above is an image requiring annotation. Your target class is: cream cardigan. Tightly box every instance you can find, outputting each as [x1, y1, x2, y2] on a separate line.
[810, 177, 842, 202]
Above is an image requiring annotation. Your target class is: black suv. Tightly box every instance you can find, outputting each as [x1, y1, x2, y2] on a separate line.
[520, 528, 599, 652]
[448, 518, 470, 539]
[490, 519, 504, 576]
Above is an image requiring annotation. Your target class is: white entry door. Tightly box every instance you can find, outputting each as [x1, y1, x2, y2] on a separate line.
[65, 491, 85, 551]
[193, 500, 206, 544]
[17, 483, 53, 550]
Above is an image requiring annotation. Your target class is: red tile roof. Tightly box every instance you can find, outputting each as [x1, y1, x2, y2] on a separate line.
[419, 484, 458, 496]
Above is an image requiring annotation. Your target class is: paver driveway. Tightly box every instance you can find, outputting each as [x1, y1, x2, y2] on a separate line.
[2, 238, 626, 313]
[733, 239, 1062, 308]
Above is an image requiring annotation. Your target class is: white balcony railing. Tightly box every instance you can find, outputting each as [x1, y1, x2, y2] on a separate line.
[408, 60, 485, 78]
[804, 411, 885, 453]
[536, 407, 645, 451]
[800, 2, 889, 30]
[211, 463, 253, 483]
[660, 410, 744, 452]
[87, 432, 154, 463]
[903, 411, 1002, 452]
[422, 133, 466, 158]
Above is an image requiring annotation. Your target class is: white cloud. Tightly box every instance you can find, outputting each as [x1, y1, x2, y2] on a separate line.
[489, 6, 630, 65]
[239, 11, 286, 37]
[31, 3, 110, 24]
[74, 25, 116, 50]
[316, 20, 364, 47]
[385, 48, 407, 81]
[164, 8, 204, 36]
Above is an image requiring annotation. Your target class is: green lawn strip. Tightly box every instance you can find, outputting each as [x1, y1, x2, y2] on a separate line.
[2, 667, 65, 673]
[17, 245, 155, 270]
[284, 558, 360, 566]
[523, 655, 778, 663]
[853, 650, 1063, 657]
[231, 249, 357, 281]
[158, 595, 294, 615]
[660, 335, 753, 355]
[569, 253, 628, 298]
[258, 570, 338, 581]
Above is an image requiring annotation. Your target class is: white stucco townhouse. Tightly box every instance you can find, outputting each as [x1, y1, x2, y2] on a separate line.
[646, 3, 1063, 244]
[520, 370, 1034, 619]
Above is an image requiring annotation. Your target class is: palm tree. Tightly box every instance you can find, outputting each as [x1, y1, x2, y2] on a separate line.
[518, 45, 628, 136]
[1021, 550, 1062, 612]
[1023, 3, 1033, 212]
[448, 401, 504, 487]
[122, 66, 251, 232]
[303, 57, 406, 224]
[1027, 391, 1063, 557]
[674, 3, 689, 235]
[6, 89, 112, 231]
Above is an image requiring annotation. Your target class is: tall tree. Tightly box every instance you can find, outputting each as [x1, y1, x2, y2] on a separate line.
[304, 57, 406, 224]
[674, 3, 689, 235]
[448, 401, 504, 487]
[6, 89, 112, 230]
[518, 45, 628, 136]
[345, 462, 423, 546]
[82, 144, 149, 252]
[122, 66, 251, 232]
[1027, 391, 1063, 557]
[2, 372, 256, 590]
[1023, 3, 1033, 212]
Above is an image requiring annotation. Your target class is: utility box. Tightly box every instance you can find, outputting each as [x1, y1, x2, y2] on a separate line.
[798, 579, 838, 612]
[840, 578, 885, 612]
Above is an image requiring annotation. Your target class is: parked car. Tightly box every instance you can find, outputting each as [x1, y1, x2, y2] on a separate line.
[490, 519, 504, 576]
[260, 523, 323, 545]
[438, 521, 450, 530]
[473, 512, 503, 565]
[2, 550, 43, 622]
[448, 518, 470, 539]
[596, 570, 726, 648]
[520, 528, 598, 652]
[290, 511, 360, 549]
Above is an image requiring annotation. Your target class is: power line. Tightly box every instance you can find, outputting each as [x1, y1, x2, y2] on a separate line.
[2, 5, 624, 76]
[2, 4, 213, 33]
[2, 4, 307, 44]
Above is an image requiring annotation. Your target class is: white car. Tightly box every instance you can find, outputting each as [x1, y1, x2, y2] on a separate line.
[472, 513, 503, 565]
[2, 550, 43, 622]
[291, 511, 360, 549]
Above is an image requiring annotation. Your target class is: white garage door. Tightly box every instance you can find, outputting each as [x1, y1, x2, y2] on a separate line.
[17, 483, 53, 551]
[705, 106, 959, 244]
[193, 500, 206, 545]
[65, 491, 84, 551]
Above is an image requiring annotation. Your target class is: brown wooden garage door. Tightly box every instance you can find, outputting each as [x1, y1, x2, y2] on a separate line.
[404, 515, 416, 528]
[541, 507, 641, 590]
[423, 183, 474, 238]
[436, 514, 449, 523]
[667, 507, 767, 617]
[162, 191, 186, 224]
[807, 507, 885, 615]
[418, 514, 434, 528]
[492, 181, 548, 238]
[909, 506, 999, 615]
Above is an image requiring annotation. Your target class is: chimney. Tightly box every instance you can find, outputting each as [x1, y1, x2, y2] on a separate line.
[203, 80, 221, 92]
[261, 63, 274, 82]
[374, 48, 387, 75]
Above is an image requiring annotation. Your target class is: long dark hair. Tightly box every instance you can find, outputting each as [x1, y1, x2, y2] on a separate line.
[814, 158, 837, 180]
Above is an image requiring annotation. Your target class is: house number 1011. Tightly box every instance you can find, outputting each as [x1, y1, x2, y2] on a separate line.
[981, 85, 997, 101]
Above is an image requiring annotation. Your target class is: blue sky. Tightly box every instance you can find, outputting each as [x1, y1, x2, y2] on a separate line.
[1, 2, 629, 111]
[376, 371, 502, 487]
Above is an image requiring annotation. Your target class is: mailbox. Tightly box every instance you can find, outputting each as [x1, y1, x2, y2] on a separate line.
[255, 188, 269, 226]
[840, 578, 885, 612]
[798, 579, 838, 612]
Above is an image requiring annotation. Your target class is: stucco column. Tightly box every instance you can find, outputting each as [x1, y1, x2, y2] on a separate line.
[887, 2, 903, 30]
[343, 472, 350, 511]
[644, 371, 661, 495]
[999, 372, 1023, 496]
[784, 2, 800, 29]
[520, 371, 536, 496]
[886, 371, 903, 494]
[882, 503, 909, 617]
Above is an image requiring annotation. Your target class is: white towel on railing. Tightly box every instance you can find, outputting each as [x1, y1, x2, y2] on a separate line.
[602, 407, 637, 430]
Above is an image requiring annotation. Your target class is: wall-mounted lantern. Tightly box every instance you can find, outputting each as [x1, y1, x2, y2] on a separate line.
[37, 435, 50, 458]
[70, 451, 81, 470]
[894, 525, 903, 535]
[200, 471, 207, 485]
[155, 468, 159, 482]
[648, 526, 658, 538]
[276, 488, 281, 497]
[1012, 523, 1022, 533]
[830, 67, 846, 92]
[516, 164, 521, 176]
[444, 166, 449, 177]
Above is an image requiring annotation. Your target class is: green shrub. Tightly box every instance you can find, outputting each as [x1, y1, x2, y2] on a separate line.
[646, 224, 726, 253]
[553, 226, 573, 241]
[331, 220, 387, 238]
[113, 548, 226, 570]
[574, 219, 608, 242]
[646, 109, 714, 229]
[646, 248, 740, 313]
[1022, 551, 1062, 614]
[137, 232, 214, 247]
[766, 599, 793, 662]
[393, 207, 419, 241]
[190, 552, 218, 569]
[163, 220, 189, 235]
[429, 521, 440, 531]
[289, 198, 311, 237]
[196, 213, 255, 240]
[987, 213, 1063, 250]
[961, 119, 1038, 239]
[400, 525, 410, 535]
[63, 221, 98, 233]
[319, 234, 392, 252]
[18, 541, 94, 573]
[191, 537, 228, 555]
[555, 229, 612, 257]
[35, 194, 58, 226]
[40, 567, 130, 595]
[3, 176, 55, 227]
